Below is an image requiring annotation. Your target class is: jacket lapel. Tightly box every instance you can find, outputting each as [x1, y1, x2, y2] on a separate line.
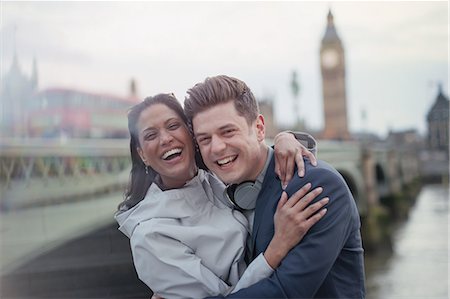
[250, 156, 280, 257]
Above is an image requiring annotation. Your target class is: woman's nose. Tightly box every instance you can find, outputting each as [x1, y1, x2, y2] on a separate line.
[160, 130, 173, 145]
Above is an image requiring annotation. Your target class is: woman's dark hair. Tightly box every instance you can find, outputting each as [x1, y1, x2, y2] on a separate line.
[118, 93, 205, 211]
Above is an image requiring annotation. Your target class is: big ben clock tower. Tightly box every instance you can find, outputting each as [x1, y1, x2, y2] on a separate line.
[320, 10, 350, 140]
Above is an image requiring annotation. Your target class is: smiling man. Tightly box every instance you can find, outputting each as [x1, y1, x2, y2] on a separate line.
[184, 75, 366, 298]
[194, 102, 265, 185]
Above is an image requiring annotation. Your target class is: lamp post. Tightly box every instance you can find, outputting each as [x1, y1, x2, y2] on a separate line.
[290, 70, 301, 128]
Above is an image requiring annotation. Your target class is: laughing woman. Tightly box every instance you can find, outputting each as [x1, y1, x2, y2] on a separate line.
[115, 93, 327, 299]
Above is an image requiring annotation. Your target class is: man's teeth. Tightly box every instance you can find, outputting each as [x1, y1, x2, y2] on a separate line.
[217, 156, 235, 166]
[162, 148, 182, 160]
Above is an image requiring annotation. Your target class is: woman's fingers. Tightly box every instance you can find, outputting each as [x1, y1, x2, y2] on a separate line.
[302, 148, 318, 167]
[302, 204, 327, 230]
[283, 151, 295, 188]
[277, 191, 289, 210]
[274, 153, 286, 187]
[300, 197, 329, 220]
[293, 186, 324, 212]
[295, 149, 306, 177]
[282, 183, 313, 208]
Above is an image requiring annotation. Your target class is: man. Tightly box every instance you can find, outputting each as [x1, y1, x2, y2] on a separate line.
[184, 75, 365, 298]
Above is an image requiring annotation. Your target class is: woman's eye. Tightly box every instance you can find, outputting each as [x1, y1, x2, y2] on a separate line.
[168, 123, 181, 130]
[145, 133, 157, 140]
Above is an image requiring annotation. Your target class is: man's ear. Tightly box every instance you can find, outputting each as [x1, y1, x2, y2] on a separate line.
[137, 147, 147, 165]
[255, 114, 265, 142]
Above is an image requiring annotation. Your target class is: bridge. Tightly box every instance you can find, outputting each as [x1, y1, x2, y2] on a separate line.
[0, 138, 130, 210]
[0, 137, 420, 211]
[0, 137, 422, 298]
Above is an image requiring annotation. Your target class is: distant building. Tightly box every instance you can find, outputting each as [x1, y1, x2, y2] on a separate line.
[386, 129, 423, 147]
[420, 85, 449, 182]
[352, 132, 382, 143]
[320, 10, 350, 140]
[29, 88, 139, 138]
[385, 129, 422, 186]
[258, 98, 278, 139]
[1, 50, 38, 137]
[426, 84, 449, 156]
[1, 50, 139, 139]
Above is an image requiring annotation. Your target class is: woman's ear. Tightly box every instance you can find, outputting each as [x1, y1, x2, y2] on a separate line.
[137, 147, 147, 165]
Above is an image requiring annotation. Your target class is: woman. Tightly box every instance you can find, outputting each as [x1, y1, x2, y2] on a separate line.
[115, 93, 328, 298]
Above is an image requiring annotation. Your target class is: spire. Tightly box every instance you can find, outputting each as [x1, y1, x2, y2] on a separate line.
[129, 78, 138, 100]
[436, 82, 448, 103]
[327, 9, 334, 27]
[322, 8, 340, 45]
[428, 82, 449, 120]
[11, 25, 19, 71]
[31, 56, 38, 89]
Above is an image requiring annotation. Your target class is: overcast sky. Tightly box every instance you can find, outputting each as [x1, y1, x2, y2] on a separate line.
[1, 1, 448, 137]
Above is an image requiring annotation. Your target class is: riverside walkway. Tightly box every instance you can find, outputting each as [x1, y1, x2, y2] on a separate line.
[0, 191, 121, 273]
[0, 191, 151, 298]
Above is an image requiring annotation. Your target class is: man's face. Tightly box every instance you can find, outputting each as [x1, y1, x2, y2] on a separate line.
[192, 101, 266, 185]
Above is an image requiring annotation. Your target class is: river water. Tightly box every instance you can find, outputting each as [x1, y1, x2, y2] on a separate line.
[366, 184, 449, 299]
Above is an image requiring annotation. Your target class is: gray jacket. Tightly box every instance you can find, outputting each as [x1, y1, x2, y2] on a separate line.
[115, 169, 273, 299]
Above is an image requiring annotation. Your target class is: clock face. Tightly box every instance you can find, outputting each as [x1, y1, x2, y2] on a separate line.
[322, 49, 339, 69]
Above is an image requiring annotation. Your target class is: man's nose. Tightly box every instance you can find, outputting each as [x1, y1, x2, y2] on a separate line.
[210, 135, 226, 154]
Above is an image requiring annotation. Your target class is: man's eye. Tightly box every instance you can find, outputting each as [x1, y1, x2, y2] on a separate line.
[198, 137, 211, 145]
[224, 129, 235, 136]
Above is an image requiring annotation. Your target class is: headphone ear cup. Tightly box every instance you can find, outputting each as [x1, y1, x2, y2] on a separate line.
[233, 181, 262, 210]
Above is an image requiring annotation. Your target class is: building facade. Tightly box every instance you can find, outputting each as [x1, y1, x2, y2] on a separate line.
[28, 88, 139, 138]
[1, 51, 139, 139]
[258, 99, 277, 139]
[427, 84, 449, 156]
[1, 51, 38, 138]
[320, 10, 350, 140]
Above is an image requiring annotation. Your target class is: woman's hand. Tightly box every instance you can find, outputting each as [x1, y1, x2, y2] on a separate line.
[263, 183, 328, 269]
[273, 132, 317, 189]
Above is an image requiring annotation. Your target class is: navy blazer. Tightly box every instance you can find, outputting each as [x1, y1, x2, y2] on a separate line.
[207, 156, 365, 298]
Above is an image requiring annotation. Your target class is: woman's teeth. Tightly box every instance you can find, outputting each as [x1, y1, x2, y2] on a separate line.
[162, 148, 182, 160]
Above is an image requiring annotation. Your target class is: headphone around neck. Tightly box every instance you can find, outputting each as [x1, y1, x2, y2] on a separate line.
[225, 179, 263, 211]
[225, 147, 274, 211]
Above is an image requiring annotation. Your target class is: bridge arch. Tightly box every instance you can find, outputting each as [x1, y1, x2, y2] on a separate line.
[337, 169, 358, 199]
[333, 164, 367, 216]
[375, 162, 390, 197]
[375, 164, 386, 184]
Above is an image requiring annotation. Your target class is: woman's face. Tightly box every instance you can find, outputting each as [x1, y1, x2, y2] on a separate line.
[136, 103, 197, 189]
